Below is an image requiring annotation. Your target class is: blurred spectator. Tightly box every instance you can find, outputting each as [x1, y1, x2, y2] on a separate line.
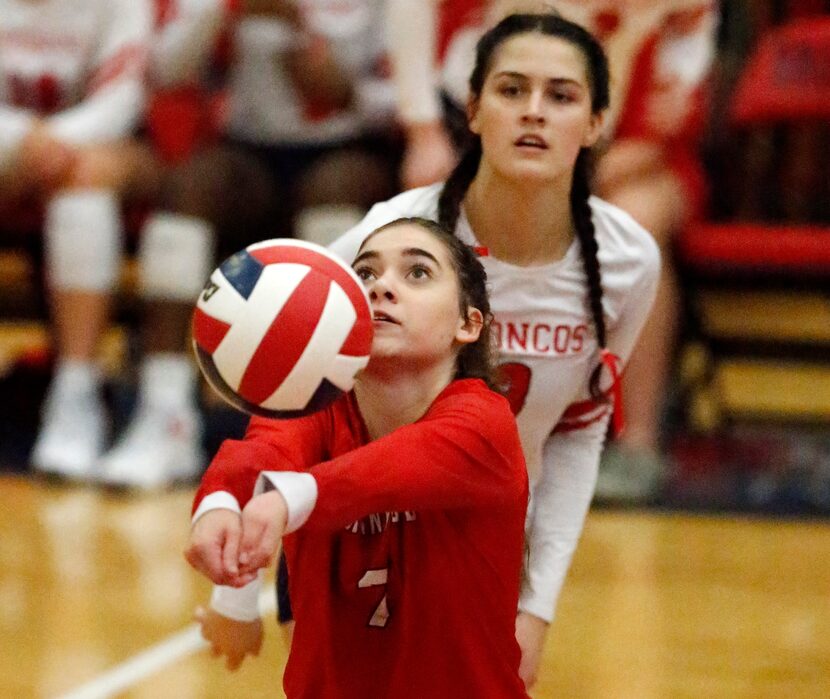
[93, 0, 402, 489]
[387, 0, 719, 501]
[94, 0, 230, 489]
[167, 0, 401, 255]
[0, 0, 156, 481]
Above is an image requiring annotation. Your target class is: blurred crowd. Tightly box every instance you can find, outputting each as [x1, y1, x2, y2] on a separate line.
[0, 0, 827, 499]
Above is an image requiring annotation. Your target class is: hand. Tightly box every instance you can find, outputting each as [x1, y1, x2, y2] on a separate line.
[515, 611, 549, 690]
[401, 121, 457, 189]
[238, 490, 289, 576]
[185, 509, 256, 587]
[195, 605, 263, 671]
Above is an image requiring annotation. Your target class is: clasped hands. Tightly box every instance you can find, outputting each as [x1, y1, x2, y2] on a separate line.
[184, 490, 289, 588]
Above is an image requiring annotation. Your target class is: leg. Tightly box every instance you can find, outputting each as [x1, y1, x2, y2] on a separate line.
[32, 141, 159, 479]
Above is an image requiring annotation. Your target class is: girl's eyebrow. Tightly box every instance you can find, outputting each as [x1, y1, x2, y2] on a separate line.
[402, 247, 441, 266]
[353, 247, 442, 267]
[493, 71, 583, 88]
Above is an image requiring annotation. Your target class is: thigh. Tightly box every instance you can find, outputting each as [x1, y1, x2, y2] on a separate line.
[160, 143, 284, 255]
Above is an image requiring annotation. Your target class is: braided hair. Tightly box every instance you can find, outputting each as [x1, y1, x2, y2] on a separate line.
[437, 12, 612, 400]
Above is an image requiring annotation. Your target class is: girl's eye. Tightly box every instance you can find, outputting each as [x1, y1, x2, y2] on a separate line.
[408, 265, 431, 280]
[548, 87, 577, 104]
[354, 266, 375, 281]
[499, 83, 522, 97]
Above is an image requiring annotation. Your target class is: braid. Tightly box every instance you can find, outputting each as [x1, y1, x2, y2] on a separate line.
[571, 148, 608, 400]
[438, 139, 482, 231]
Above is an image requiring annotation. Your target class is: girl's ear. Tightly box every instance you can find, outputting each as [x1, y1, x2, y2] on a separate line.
[456, 307, 484, 345]
[582, 110, 606, 148]
[467, 95, 482, 136]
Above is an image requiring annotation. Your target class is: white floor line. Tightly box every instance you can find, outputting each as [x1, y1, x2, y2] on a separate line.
[55, 590, 276, 699]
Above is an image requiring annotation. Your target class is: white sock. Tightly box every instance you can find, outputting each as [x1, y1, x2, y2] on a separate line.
[49, 359, 103, 403]
[138, 353, 197, 410]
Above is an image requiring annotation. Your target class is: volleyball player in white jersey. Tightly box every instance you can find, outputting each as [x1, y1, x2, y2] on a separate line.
[0, 0, 156, 481]
[388, 0, 718, 501]
[194, 12, 659, 688]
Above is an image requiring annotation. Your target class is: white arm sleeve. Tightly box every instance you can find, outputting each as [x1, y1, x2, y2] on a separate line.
[258, 471, 318, 534]
[520, 208, 661, 622]
[519, 416, 607, 622]
[46, 0, 152, 144]
[210, 574, 265, 622]
[385, 0, 442, 124]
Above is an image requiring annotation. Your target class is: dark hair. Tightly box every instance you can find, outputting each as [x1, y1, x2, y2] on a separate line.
[359, 217, 497, 388]
[437, 13, 612, 399]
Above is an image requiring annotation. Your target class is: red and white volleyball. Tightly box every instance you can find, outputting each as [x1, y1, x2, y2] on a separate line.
[192, 239, 373, 418]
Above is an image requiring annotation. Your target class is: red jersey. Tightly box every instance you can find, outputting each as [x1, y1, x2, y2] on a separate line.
[194, 379, 530, 698]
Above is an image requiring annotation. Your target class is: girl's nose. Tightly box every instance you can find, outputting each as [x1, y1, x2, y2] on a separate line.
[368, 276, 396, 301]
[522, 90, 546, 125]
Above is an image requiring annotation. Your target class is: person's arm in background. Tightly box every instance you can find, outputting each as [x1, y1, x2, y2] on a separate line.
[151, 0, 228, 89]
[516, 221, 661, 688]
[45, 0, 152, 146]
[595, 2, 718, 193]
[386, 0, 456, 188]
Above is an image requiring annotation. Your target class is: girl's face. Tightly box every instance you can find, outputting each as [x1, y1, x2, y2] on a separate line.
[353, 224, 482, 369]
[468, 33, 605, 183]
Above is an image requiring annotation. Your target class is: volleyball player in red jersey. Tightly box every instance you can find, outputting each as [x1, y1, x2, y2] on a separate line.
[186, 218, 531, 698]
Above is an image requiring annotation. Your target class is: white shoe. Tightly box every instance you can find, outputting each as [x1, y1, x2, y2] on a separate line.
[32, 390, 107, 481]
[97, 404, 204, 490]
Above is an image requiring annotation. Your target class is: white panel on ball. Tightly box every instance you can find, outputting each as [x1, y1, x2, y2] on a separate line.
[261, 280, 358, 410]
[213, 263, 310, 391]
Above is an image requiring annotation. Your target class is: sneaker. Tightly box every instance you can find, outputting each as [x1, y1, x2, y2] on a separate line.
[31, 390, 107, 481]
[594, 444, 666, 504]
[97, 404, 204, 490]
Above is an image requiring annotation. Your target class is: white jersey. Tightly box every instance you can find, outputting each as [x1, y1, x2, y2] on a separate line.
[225, 0, 395, 146]
[330, 183, 660, 621]
[0, 0, 153, 166]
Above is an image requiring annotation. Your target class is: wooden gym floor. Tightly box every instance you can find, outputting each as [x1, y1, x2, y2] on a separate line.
[2, 476, 828, 699]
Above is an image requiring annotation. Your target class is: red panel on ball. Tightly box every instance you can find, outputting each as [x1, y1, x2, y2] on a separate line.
[192, 306, 231, 354]
[249, 246, 369, 323]
[237, 269, 330, 404]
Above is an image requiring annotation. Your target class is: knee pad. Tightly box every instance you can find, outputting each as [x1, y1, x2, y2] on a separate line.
[138, 212, 215, 302]
[45, 189, 123, 291]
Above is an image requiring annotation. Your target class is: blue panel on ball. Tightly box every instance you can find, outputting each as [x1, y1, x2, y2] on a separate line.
[219, 249, 263, 300]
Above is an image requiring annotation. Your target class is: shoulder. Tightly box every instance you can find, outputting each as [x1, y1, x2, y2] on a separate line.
[430, 380, 518, 431]
[589, 195, 661, 280]
[328, 184, 444, 263]
[367, 183, 443, 219]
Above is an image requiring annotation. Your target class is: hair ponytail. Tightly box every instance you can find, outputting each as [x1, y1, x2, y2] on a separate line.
[438, 138, 482, 231]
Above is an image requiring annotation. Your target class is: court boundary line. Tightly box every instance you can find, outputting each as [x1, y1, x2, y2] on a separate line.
[55, 590, 276, 699]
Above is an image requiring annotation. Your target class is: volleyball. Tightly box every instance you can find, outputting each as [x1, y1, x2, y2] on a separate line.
[192, 239, 373, 418]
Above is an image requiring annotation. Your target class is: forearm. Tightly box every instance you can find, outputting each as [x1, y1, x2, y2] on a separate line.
[520, 421, 606, 622]
[386, 0, 442, 124]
